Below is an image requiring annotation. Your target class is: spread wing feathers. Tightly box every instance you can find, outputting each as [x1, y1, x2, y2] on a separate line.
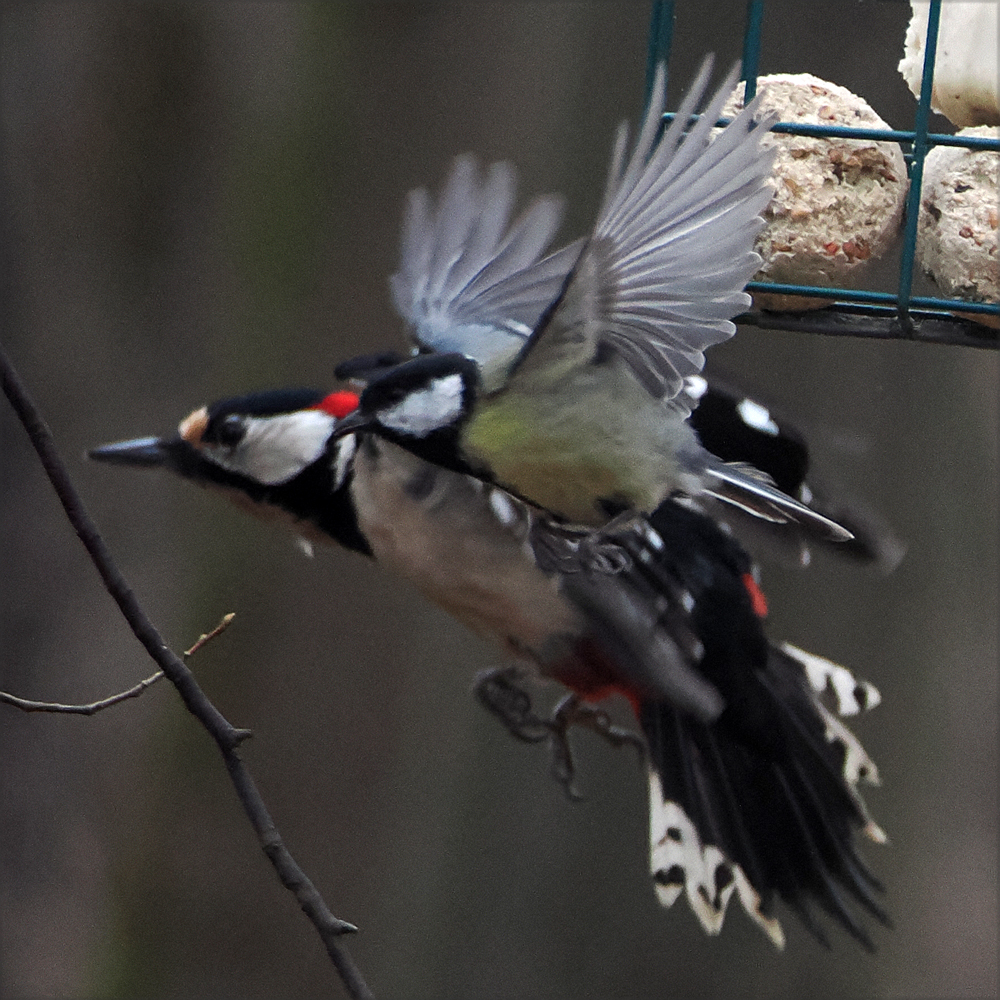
[611, 504, 887, 947]
[698, 458, 856, 542]
[511, 57, 778, 401]
[389, 153, 584, 376]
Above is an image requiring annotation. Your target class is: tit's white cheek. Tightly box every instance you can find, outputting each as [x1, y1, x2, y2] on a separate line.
[381, 373, 465, 437]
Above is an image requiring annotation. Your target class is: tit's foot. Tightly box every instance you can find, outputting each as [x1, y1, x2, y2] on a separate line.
[529, 518, 633, 576]
[474, 667, 646, 801]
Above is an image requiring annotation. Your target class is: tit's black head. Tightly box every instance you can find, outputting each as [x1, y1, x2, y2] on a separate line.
[356, 351, 480, 427]
[332, 352, 482, 476]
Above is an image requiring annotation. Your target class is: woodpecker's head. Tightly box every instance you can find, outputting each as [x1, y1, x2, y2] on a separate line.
[89, 388, 371, 554]
[334, 352, 481, 474]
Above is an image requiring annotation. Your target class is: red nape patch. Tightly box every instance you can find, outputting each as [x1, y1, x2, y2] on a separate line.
[315, 391, 359, 419]
[742, 572, 769, 618]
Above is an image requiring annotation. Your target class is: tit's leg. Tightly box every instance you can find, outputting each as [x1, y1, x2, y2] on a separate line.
[547, 694, 647, 800]
[528, 519, 633, 576]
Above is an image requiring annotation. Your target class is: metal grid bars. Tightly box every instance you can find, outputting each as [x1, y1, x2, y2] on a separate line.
[647, 0, 1000, 349]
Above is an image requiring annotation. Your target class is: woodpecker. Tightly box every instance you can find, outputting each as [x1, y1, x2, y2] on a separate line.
[89, 56, 891, 948]
[90, 378, 888, 949]
[334, 59, 850, 542]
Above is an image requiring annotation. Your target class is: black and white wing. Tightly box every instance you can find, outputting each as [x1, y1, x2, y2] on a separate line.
[621, 502, 887, 948]
[508, 57, 777, 407]
[389, 154, 583, 388]
[687, 374, 906, 567]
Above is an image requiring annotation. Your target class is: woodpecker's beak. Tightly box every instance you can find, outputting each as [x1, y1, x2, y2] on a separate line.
[88, 435, 172, 468]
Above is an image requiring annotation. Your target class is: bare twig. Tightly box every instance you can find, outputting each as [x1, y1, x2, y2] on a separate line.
[184, 612, 237, 658]
[1, 341, 375, 1000]
[0, 613, 238, 717]
[0, 670, 165, 715]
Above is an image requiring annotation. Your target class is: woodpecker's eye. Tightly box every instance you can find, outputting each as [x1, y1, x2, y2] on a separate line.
[211, 413, 246, 448]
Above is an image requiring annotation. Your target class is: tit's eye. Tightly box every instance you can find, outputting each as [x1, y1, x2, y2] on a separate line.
[366, 383, 407, 410]
[211, 413, 246, 448]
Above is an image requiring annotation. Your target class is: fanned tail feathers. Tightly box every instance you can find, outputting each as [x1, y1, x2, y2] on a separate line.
[643, 642, 886, 949]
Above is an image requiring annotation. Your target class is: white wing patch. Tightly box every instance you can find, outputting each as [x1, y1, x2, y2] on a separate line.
[682, 374, 709, 402]
[782, 642, 882, 716]
[736, 398, 780, 436]
[380, 373, 465, 438]
[781, 642, 886, 842]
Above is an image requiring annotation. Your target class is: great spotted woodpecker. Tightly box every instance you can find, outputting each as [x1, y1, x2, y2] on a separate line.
[89, 56, 892, 949]
[90, 376, 889, 949]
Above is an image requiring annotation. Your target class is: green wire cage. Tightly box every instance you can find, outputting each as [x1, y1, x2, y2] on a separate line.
[647, 0, 999, 350]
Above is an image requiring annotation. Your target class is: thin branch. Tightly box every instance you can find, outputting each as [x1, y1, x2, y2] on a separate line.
[184, 612, 237, 657]
[1, 341, 375, 1000]
[0, 613, 237, 717]
[0, 670, 165, 715]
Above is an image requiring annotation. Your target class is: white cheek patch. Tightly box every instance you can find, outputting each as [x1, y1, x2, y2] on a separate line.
[380, 373, 465, 438]
[206, 410, 336, 485]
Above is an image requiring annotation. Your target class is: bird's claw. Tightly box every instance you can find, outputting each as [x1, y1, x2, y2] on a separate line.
[474, 667, 646, 801]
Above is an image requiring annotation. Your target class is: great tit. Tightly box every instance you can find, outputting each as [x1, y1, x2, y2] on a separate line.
[335, 58, 851, 542]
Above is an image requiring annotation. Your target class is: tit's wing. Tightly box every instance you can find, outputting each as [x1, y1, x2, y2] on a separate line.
[507, 57, 777, 407]
[389, 154, 583, 385]
[697, 458, 854, 542]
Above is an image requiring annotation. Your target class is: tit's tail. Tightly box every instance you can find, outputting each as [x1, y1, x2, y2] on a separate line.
[641, 642, 888, 950]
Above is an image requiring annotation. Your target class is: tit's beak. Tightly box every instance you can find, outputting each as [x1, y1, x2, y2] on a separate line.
[329, 410, 372, 441]
[88, 435, 171, 468]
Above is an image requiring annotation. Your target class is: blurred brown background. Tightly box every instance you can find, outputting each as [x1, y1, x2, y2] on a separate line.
[1, 3, 996, 997]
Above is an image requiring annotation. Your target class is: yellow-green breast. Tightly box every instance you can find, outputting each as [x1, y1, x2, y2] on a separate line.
[462, 389, 665, 524]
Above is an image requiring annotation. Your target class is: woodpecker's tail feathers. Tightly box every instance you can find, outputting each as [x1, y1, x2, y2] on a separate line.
[643, 643, 887, 950]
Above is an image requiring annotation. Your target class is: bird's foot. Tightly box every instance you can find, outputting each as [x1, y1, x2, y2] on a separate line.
[528, 518, 632, 576]
[474, 666, 553, 744]
[546, 693, 647, 799]
[474, 667, 646, 800]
